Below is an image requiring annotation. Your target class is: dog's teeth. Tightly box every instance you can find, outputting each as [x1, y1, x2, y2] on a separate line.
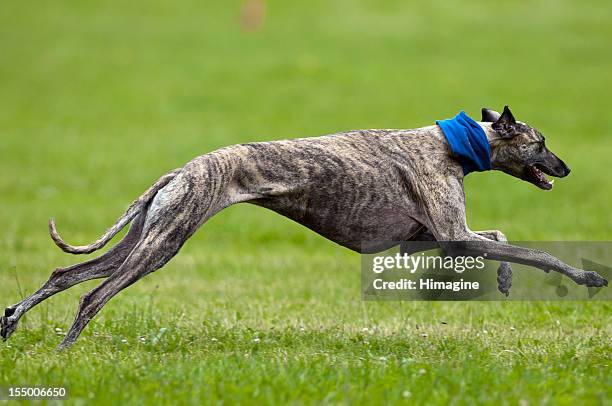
[550, 179, 555, 184]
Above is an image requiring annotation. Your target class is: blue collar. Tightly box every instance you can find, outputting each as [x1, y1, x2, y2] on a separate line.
[436, 111, 491, 175]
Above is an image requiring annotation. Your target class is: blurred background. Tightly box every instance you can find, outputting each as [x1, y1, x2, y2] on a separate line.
[0, 1, 611, 403]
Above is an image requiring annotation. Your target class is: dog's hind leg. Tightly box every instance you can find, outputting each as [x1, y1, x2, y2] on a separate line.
[1, 212, 146, 341]
[58, 163, 236, 349]
[57, 228, 183, 349]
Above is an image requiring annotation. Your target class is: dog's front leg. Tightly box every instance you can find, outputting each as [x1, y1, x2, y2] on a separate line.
[418, 180, 607, 288]
[431, 223, 607, 287]
[440, 234, 607, 288]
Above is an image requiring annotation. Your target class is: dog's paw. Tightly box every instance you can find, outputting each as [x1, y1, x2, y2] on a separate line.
[497, 262, 513, 297]
[1, 307, 19, 341]
[1, 316, 11, 341]
[583, 271, 608, 288]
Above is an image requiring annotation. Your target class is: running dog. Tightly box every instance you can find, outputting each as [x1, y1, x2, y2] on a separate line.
[1, 106, 607, 348]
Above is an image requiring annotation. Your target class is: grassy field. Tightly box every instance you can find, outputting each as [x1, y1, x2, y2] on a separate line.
[1, 0, 611, 404]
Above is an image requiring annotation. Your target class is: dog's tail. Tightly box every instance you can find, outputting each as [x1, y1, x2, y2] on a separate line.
[49, 168, 181, 255]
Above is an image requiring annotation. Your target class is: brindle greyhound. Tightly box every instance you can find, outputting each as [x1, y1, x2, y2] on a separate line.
[1, 106, 607, 348]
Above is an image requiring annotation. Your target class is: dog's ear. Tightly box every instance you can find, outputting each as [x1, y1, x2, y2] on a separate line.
[492, 105, 518, 138]
[481, 108, 501, 122]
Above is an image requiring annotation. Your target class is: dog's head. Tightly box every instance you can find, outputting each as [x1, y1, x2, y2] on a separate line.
[481, 106, 570, 190]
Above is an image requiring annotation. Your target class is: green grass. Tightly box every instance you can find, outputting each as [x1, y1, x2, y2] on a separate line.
[1, 0, 611, 404]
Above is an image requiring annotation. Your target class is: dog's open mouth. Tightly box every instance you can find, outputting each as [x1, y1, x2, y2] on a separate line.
[527, 164, 555, 190]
